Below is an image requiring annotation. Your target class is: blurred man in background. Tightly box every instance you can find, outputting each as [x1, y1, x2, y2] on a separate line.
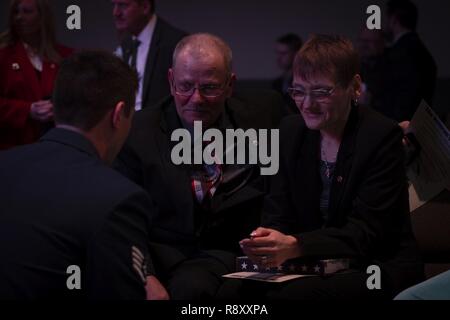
[112, 0, 186, 110]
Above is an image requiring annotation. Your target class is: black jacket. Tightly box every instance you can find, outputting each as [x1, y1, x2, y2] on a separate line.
[262, 105, 424, 293]
[0, 129, 155, 299]
[120, 18, 187, 108]
[115, 93, 282, 269]
[378, 32, 437, 121]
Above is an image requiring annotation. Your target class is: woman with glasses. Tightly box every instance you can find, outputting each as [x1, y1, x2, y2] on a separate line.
[236, 35, 423, 300]
[0, 0, 73, 150]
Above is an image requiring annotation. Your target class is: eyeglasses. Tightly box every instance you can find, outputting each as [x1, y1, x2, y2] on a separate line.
[172, 78, 230, 98]
[287, 87, 335, 103]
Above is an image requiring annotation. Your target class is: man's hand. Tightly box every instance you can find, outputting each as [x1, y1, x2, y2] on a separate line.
[30, 100, 54, 122]
[146, 275, 170, 300]
[239, 227, 302, 268]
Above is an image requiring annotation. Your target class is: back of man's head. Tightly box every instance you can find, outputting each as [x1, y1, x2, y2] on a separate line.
[53, 50, 138, 131]
[387, 0, 418, 31]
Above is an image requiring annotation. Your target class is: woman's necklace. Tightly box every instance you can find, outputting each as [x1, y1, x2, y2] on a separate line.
[321, 148, 333, 179]
[320, 138, 337, 179]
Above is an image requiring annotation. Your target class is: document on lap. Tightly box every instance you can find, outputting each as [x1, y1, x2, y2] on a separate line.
[407, 100, 450, 211]
[222, 257, 352, 283]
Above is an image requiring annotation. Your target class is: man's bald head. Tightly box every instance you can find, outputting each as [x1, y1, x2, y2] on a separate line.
[172, 33, 233, 74]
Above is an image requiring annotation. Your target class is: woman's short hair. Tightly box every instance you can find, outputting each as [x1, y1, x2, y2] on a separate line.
[293, 34, 360, 88]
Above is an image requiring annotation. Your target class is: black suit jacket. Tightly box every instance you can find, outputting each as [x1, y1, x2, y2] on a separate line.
[115, 93, 282, 270]
[379, 32, 437, 121]
[262, 105, 423, 293]
[121, 18, 186, 108]
[0, 129, 155, 299]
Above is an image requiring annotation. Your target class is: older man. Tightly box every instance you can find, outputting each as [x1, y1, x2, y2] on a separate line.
[115, 33, 282, 299]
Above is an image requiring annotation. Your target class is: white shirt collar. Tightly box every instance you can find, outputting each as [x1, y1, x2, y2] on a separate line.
[134, 14, 157, 47]
[130, 15, 157, 111]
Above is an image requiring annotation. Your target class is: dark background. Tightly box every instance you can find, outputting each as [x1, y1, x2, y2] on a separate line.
[1, 0, 449, 115]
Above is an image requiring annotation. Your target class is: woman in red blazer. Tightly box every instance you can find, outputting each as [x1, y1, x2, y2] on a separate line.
[0, 0, 73, 150]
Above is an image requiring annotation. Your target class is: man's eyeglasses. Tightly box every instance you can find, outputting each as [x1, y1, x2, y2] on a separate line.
[172, 78, 230, 98]
[287, 87, 335, 103]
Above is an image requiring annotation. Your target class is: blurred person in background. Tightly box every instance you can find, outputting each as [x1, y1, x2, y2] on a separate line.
[272, 33, 303, 115]
[356, 28, 386, 110]
[0, 0, 73, 150]
[380, 0, 437, 121]
[112, 0, 186, 110]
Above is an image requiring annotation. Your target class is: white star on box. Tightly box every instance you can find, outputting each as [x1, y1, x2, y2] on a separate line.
[314, 265, 321, 273]
[241, 262, 247, 270]
[253, 264, 259, 271]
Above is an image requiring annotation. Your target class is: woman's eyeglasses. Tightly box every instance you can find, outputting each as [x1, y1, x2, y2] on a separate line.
[287, 87, 335, 103]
